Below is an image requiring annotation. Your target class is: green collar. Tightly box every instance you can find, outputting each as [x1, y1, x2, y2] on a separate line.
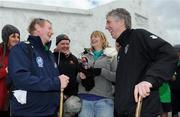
[93, 50, 103, 61]
[44, 45, 49, 51]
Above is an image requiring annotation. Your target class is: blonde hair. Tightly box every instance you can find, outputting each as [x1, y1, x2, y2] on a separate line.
[90, 30, 109, 49]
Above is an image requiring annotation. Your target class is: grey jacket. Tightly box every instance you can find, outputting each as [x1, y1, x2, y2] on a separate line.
[78, 47, 117, 99]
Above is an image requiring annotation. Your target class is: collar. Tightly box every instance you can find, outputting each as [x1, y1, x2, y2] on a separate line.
[116, 28, 133, 47]
[93, 50, 103, 57]
[27, 35, 51, 51]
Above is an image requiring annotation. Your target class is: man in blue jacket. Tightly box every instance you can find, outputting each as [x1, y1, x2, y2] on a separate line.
[105, 8, 177, 117]
[8, 18, 69, 117]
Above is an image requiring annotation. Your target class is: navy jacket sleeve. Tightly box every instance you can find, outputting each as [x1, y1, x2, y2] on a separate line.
[8, 43, 60, 91]
[136, 29, 178, 88]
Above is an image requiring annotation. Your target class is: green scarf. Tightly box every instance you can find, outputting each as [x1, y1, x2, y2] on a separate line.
[93, 50, 103, 61]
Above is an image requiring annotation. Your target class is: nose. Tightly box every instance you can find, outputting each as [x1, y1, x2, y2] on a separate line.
[64, 44, 69, 48]
[105, 24, 109, 30]
[15, 36, 20, 41]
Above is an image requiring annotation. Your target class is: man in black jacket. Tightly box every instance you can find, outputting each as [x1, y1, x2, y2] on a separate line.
[105, 8, 178, 117]
[54, 34, 79, 97]
[53, 34, 80, 117]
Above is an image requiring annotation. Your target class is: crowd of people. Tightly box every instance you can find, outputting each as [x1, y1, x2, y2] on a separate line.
[0, 8, 179, 117]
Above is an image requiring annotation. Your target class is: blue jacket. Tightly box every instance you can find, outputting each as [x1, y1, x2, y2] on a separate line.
[8, 36, 60, 116]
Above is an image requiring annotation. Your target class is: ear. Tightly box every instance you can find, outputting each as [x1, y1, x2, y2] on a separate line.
[119, 19, 125, 27]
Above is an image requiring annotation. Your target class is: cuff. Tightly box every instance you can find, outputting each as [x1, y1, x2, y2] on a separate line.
[144, 77, 164, 89]
[52, 77, 61, 91]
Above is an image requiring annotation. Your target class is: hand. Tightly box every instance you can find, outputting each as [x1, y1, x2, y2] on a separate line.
[58, 74, 69, 91]
[134, 81, 152, 102]
[79, 72, 86, 79]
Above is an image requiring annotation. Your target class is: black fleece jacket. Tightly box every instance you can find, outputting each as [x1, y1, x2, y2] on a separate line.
[54, 52, 79, 96]
[115, 29, 178, 116]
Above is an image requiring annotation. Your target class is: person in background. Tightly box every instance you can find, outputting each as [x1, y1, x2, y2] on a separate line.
[7, 18, 69, 117]
[171, 45, 180, 117]
[159, 83, 172, 117]
[105, 8, 177, 117]
[53, 34, 81, 117]
[0, 24, 20, 116]
[78, 30, 117, 117]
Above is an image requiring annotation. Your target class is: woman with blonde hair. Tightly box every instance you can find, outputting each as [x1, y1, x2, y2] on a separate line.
[78, 30, 117, 117]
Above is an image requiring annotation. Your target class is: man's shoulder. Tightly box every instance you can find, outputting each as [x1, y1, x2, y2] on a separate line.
[133, 28, 149, 34]
[11, 41, 32, 55]
[14, 41, 29, 49]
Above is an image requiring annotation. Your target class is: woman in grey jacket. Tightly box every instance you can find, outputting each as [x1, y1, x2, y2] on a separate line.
[78, 30, 117, 117]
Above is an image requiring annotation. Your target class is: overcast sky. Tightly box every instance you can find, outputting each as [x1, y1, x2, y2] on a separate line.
[144, 0, 180, 45]
[0, 0, 179, 45]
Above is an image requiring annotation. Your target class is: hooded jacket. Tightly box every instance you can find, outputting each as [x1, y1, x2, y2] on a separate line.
[115, 29, 177, 116]
[78, 47, 117, 99]
[8, 36, 60, 116]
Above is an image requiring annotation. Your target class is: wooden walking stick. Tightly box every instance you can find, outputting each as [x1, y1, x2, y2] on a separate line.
[59, 90, 64, 117]
[135, 96, 143, 117]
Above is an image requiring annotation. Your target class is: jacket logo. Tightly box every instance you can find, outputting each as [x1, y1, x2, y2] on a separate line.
[150, 35, 158, 39]
[124, 44, 129, 54]
[36, 57, 43, 67]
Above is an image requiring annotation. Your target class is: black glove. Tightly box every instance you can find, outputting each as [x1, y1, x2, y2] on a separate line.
[80, 67, 95, 91]
[81, 76, 95, 91]
[80, 67, 101, 77]
[92, 68, 101, 76]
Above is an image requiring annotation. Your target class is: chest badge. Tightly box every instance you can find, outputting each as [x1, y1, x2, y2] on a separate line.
[150, 35, 158, 39]
[36, 56, 43, 67]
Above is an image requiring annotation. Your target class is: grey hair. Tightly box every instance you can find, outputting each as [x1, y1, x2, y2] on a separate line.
[106, 8, 131, 29]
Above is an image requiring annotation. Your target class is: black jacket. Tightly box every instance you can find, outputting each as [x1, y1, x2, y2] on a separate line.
[54, 52, 79, 96]
[115, 29, 177, 116]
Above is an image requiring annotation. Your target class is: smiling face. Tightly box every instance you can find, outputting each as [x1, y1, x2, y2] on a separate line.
[57, 40, 70, 54]
[36, 21, 53, 44]
[90, 31, 108, 50]
[106, 16, 126, 39]
[90, 35, 102, 49]
[7, 33, 20, 49]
